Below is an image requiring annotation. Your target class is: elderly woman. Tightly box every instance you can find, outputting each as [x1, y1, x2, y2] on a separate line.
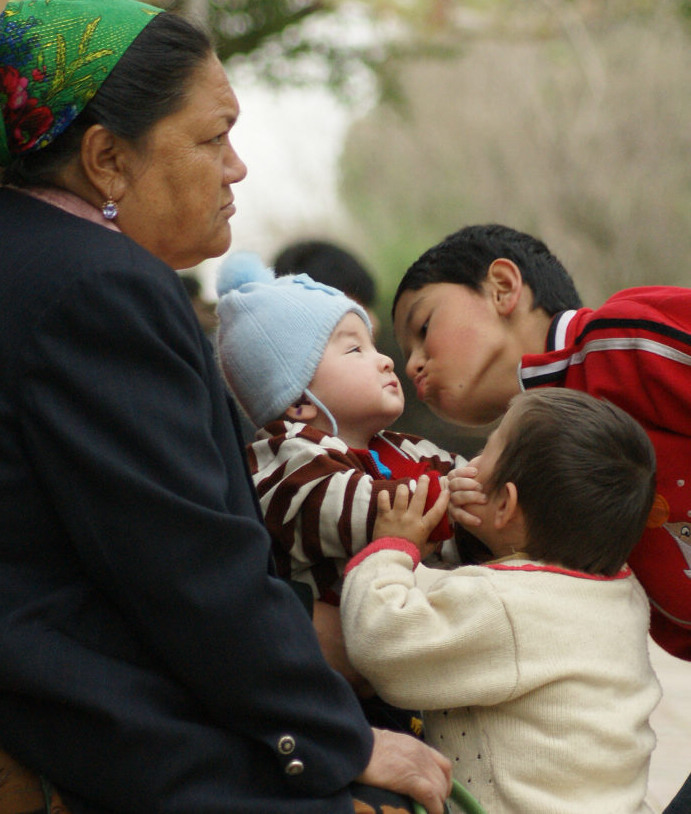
[0, 2, 451, 813]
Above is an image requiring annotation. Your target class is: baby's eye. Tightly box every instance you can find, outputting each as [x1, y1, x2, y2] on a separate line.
[419, 319, 429, 338]
[346, 345, 362, 354]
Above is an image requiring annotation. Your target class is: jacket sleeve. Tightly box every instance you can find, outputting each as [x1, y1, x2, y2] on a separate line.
[14, 247, 372, 801]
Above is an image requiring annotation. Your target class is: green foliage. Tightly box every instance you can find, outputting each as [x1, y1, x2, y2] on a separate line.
[154, 0, 463, 103]
[341, 2, 691, 310]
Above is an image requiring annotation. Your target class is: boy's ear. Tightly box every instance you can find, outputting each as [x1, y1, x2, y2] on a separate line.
[285, 397, 318, 422]
[493, 481, 520, 530]
[487, 258, 523, 317]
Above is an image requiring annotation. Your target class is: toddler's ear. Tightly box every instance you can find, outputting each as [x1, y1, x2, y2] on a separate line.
[487, 258, 522, 316]
[493, 482, 520, 530]
[285, 396, 318, 422]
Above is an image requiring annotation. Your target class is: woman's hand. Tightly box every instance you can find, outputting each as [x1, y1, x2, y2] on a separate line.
[446, 465, 487, 528]
[357, 728, 452, 814]
[372, 475, 449, 557]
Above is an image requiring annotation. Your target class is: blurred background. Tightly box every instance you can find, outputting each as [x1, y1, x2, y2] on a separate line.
[164, 0, 691, 454]
[161, 2, 689, 808]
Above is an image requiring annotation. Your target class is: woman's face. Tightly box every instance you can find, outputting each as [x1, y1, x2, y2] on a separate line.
[116, 54, 247, 269]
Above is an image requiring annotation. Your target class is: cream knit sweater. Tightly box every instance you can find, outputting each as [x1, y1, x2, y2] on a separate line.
[341, 542, 661, 813]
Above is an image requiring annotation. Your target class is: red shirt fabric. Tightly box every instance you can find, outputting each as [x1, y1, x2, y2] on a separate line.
[520, 286, 691, 660]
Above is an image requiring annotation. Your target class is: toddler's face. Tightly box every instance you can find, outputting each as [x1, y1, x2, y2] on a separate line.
[462, 407, 519, 556]
[308, 312, 405, 445]
[469, 412, 511, 498]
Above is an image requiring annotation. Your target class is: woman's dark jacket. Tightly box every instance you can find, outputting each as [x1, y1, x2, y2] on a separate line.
[0, 187, 372, 813]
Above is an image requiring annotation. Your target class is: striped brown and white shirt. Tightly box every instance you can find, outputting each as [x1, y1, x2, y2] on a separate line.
[248, 420, 467, 602]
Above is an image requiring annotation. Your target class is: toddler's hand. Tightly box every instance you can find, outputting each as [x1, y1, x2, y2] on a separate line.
[446, 465, 487, 528]
[373, 475, 450, 555]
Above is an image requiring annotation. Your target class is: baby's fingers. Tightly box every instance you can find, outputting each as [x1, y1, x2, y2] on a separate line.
[448, 503, 482, 528]
[424, 486, 450, 530]
[449, 487, 487, 508]
[377, 489, 393, 513]
[447, 465, 478, 481]
[406, 475, 429, 514]
[391, 482, 413, 512]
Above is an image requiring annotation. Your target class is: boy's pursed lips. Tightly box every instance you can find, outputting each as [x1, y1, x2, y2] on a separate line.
[414, 373, 428, 399]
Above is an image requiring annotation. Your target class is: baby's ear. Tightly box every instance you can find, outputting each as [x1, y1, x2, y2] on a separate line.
[285, 396, 318, 422]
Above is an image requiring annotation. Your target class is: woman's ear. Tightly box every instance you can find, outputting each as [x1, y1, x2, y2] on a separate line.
[285, 397, 318, 423]
[487, 258, 523, 317]
[79, 123, 129, 202]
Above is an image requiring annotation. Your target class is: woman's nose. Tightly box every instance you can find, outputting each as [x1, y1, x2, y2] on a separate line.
[224, 141, 247, 185]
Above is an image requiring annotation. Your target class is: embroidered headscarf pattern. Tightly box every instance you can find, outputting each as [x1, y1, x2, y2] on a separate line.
[0, 0, 161, 165]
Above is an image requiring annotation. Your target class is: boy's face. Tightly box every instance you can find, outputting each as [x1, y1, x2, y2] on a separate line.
[393, 282, 521, 427]
[309, 312, 405, 445]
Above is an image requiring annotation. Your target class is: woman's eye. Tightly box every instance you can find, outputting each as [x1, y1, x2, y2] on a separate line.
[419, 319, 429, 338]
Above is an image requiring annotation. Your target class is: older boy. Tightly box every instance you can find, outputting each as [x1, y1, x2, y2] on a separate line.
[341, 389, 661, 814]
[392, 223, 691, 663]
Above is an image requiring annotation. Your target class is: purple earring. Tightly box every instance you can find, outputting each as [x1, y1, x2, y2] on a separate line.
[102, 199, 118, 221]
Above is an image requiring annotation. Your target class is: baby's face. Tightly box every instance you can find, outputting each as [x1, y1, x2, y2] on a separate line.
[308, 312, 405, 446]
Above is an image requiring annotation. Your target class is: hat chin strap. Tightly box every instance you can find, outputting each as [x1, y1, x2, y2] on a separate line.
[304, 388, 338, 437]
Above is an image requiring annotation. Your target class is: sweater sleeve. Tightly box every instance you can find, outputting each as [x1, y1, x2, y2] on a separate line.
[340, 546, 519, 711]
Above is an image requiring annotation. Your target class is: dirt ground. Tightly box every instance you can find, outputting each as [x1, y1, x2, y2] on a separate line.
[646, 639, 690, 812]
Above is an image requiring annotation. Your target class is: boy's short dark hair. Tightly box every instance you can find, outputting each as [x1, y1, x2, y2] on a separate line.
[487, 389, 656, 576]
[392, 223, 582, 318]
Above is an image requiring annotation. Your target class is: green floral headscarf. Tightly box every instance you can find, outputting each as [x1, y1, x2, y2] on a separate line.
[0, 0, 161, 166]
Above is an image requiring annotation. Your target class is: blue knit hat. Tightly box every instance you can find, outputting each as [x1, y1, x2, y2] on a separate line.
[216, 251, 371, 429]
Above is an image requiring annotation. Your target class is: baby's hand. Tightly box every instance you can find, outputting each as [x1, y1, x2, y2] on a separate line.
[446, 465, 487, 528]
[373, 475, 450, 556]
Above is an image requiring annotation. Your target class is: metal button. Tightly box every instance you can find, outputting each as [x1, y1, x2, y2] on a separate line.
[285, 759, 304, 776]
[277, 735, 295, 755]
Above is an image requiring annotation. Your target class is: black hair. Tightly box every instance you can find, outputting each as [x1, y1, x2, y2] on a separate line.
[3, 12, 213, 187]
[179, 273, 202, 299]
[273, 240, 377, 307]
[489, 389, 656, 576]
[392, 223, 582, 318]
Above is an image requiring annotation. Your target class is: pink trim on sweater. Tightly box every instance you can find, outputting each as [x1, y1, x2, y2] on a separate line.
[484, 561, 633, 581]
[345, 537, 420, 575]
